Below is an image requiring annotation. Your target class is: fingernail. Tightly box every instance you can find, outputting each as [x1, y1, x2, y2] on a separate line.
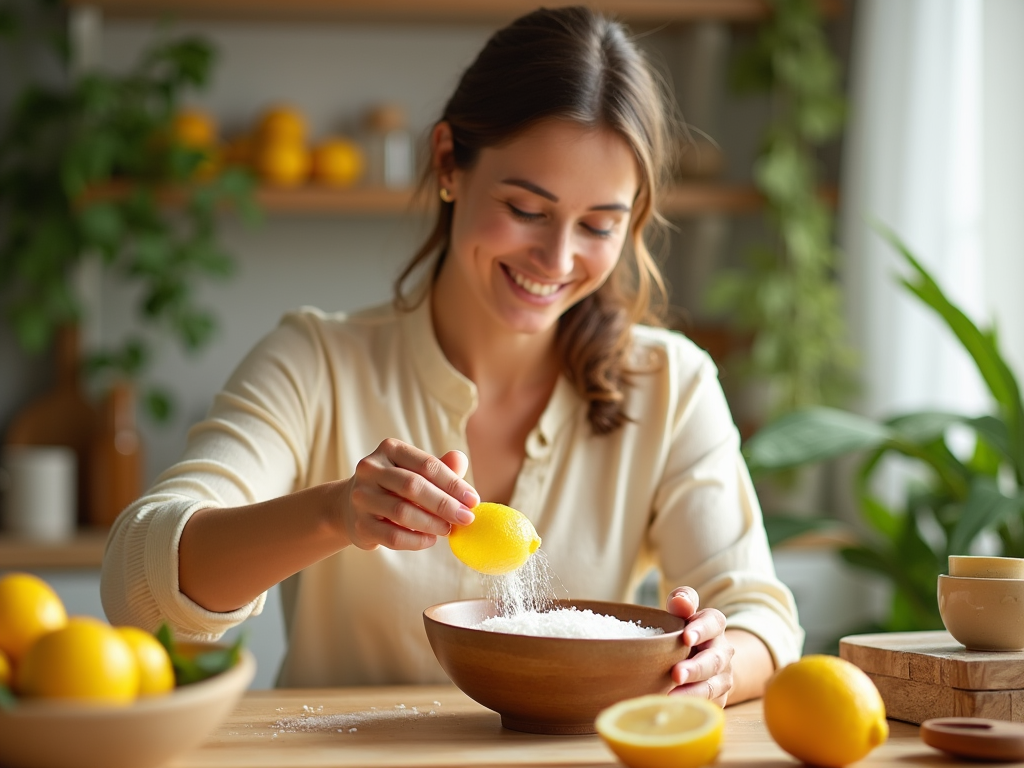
[676, 668, 689, 685]
[462, 489, 480, 507]
[456, 506, 475, 525]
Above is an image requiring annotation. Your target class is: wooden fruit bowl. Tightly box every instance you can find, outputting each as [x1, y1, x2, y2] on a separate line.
[423, 598, 689, 735]
[0, 642, 255, 768]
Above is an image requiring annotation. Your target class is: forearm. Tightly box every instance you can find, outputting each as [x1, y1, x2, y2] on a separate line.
[178, 481, 349, 613]
[725, 628, 776, 705]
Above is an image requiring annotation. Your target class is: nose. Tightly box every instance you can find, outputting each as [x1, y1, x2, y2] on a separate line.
[531, 223, 574, 277]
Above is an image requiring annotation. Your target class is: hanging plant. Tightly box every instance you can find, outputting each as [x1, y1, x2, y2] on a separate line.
[707, 0, 856, 417]
[0, 1, 257, 421]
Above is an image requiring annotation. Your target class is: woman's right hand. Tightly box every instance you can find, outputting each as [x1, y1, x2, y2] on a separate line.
[338, 439, 480, 551]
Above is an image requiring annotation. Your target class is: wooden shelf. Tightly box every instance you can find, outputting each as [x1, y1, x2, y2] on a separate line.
[86, 180, 828, 218]
[0, 532, 107, 570]
[68, 0, 844, 24]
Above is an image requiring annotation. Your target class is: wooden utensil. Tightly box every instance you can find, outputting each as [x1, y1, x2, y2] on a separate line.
[922, 718, 1024, 762]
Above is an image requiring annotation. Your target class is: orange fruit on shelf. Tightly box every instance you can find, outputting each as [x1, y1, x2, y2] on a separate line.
[0, 572, 68, 663]
[118, 626, 175, 697]
[172, 108, 217, 148]
[17, 617, 140, 705]
[312, 137, 365, 187]
[255, 139, 311, 187]
[257, 105, 307, 145]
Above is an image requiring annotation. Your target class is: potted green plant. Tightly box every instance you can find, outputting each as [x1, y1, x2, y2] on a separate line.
[0, 1, 256, 421]
[707, 0, 857, 420]
[745, 226, 1024, 632]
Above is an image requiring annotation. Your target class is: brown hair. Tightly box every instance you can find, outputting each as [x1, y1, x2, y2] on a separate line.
[395, 5, 672, 434]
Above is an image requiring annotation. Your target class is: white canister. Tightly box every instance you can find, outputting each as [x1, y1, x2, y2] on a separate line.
[0, 445, 77, 541]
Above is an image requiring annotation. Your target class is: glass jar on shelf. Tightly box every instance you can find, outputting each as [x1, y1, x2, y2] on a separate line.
[361, 103, 414, 189]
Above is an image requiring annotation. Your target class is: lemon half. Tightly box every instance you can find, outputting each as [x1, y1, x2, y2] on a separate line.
[764, 654, 888, 768]
[448, 502, 541, 575]
[596, 694, 724, 768]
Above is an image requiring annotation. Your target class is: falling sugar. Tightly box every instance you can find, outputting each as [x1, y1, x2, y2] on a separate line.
[482, 548, 562, 616]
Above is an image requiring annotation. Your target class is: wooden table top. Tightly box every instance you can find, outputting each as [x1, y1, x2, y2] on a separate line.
[165, 683, 1006, 768]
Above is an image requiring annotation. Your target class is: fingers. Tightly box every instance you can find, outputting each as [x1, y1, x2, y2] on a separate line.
[366, 440, 479, 526]
[439, 449, 470, 480]
[670, 631, 735, 706]
[345, 440, 481, 552]
[681, 606, 726, 649]
[669, 672, 732, 707]
[667, 586, 699, 619]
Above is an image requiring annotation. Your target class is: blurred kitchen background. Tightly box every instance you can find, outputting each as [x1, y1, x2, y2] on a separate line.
[2, 0, 1023, 688]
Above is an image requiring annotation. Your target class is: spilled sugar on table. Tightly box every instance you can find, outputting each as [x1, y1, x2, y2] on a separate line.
[164, 683, 997, 768]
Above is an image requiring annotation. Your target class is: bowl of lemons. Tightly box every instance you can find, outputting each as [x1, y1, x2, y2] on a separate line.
[428, 502, 690, 735]
[0, 572, 254, 768]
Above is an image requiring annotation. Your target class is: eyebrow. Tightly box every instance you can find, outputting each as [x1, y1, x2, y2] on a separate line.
[500, 178, 632, 212]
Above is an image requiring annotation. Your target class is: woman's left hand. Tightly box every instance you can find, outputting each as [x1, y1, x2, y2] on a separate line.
[666, 586, 734, 706]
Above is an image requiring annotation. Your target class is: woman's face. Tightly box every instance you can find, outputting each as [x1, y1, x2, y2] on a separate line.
[439, 119, 640, 337]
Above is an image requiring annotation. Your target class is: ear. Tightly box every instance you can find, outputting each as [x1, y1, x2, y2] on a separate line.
[431, 121, 459, 196]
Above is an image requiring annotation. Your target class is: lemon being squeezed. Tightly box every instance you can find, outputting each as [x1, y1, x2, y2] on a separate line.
[448, 502, 541, 575]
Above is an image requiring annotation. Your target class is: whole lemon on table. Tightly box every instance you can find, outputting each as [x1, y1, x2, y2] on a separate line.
[595, 695, 724, 768]
[764, 654, 888, 768]
[448, 502, 541, 575]
[118, 625, 175, 697]
[17, 617, 140, 705]
[0, 572, 67, 663]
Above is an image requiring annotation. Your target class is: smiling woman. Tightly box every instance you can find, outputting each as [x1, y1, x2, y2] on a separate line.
[101, 5, 802, 706]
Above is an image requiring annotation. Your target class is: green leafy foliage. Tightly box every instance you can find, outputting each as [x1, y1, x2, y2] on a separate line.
[708, 0, 856, 415]
[154, 623, 246, 687]
[745, 228, 1024, 631]
[0, 1, 257, 421]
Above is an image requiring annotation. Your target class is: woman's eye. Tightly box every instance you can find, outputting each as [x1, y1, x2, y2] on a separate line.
[582, 222, 614, 238]
[507, 203, 543, 222]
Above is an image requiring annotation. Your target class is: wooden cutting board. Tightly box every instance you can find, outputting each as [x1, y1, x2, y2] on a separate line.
[840, 631, 1024, 724]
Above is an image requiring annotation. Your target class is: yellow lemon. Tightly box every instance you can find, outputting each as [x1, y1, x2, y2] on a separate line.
[255, 139, 311, 187]
[312, 138, 365, 187]
[257, 105, 307, 144]
[172, 108, 217, 148]
[448, 502, 541, 575]
[0, 572, 67, 663]
[764, 654, 888, 768]
[17, 617, 139, 706]
[595, 695, 724, 768]
[117, 626, 175, 697]
[0, 648, 11, 688]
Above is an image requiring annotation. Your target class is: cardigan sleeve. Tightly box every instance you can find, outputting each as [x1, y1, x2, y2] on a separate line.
[101, 310, 329, 640]
[647, 347, 804, 668]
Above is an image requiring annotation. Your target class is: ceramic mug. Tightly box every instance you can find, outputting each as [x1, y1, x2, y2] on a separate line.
[0, 445, 77, 541]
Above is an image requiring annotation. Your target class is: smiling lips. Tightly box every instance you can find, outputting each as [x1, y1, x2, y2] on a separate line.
[504, 264, 564, 297]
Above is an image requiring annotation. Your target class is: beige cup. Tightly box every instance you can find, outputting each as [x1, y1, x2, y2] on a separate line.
[949, 555, 1024, 579]
[938, 574, 1024, 651]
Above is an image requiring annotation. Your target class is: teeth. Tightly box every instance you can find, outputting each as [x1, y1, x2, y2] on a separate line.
[508, 267, 560, 297]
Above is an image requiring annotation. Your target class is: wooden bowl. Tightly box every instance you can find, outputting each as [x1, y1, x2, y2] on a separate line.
[0, 643, 255, 768]
[423, 598, 690, 734]
[938, 574, 1024, 651]
[948, 555, 1024, 579]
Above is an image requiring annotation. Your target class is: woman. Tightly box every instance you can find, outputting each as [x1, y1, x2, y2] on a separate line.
[102, 6, 802, 705]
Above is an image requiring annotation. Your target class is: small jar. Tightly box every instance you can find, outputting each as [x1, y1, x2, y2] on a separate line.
[361, 103, 414, 189]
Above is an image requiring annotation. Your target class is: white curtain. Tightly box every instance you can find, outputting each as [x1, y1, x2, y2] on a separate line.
[838, 0, 1024, 511]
